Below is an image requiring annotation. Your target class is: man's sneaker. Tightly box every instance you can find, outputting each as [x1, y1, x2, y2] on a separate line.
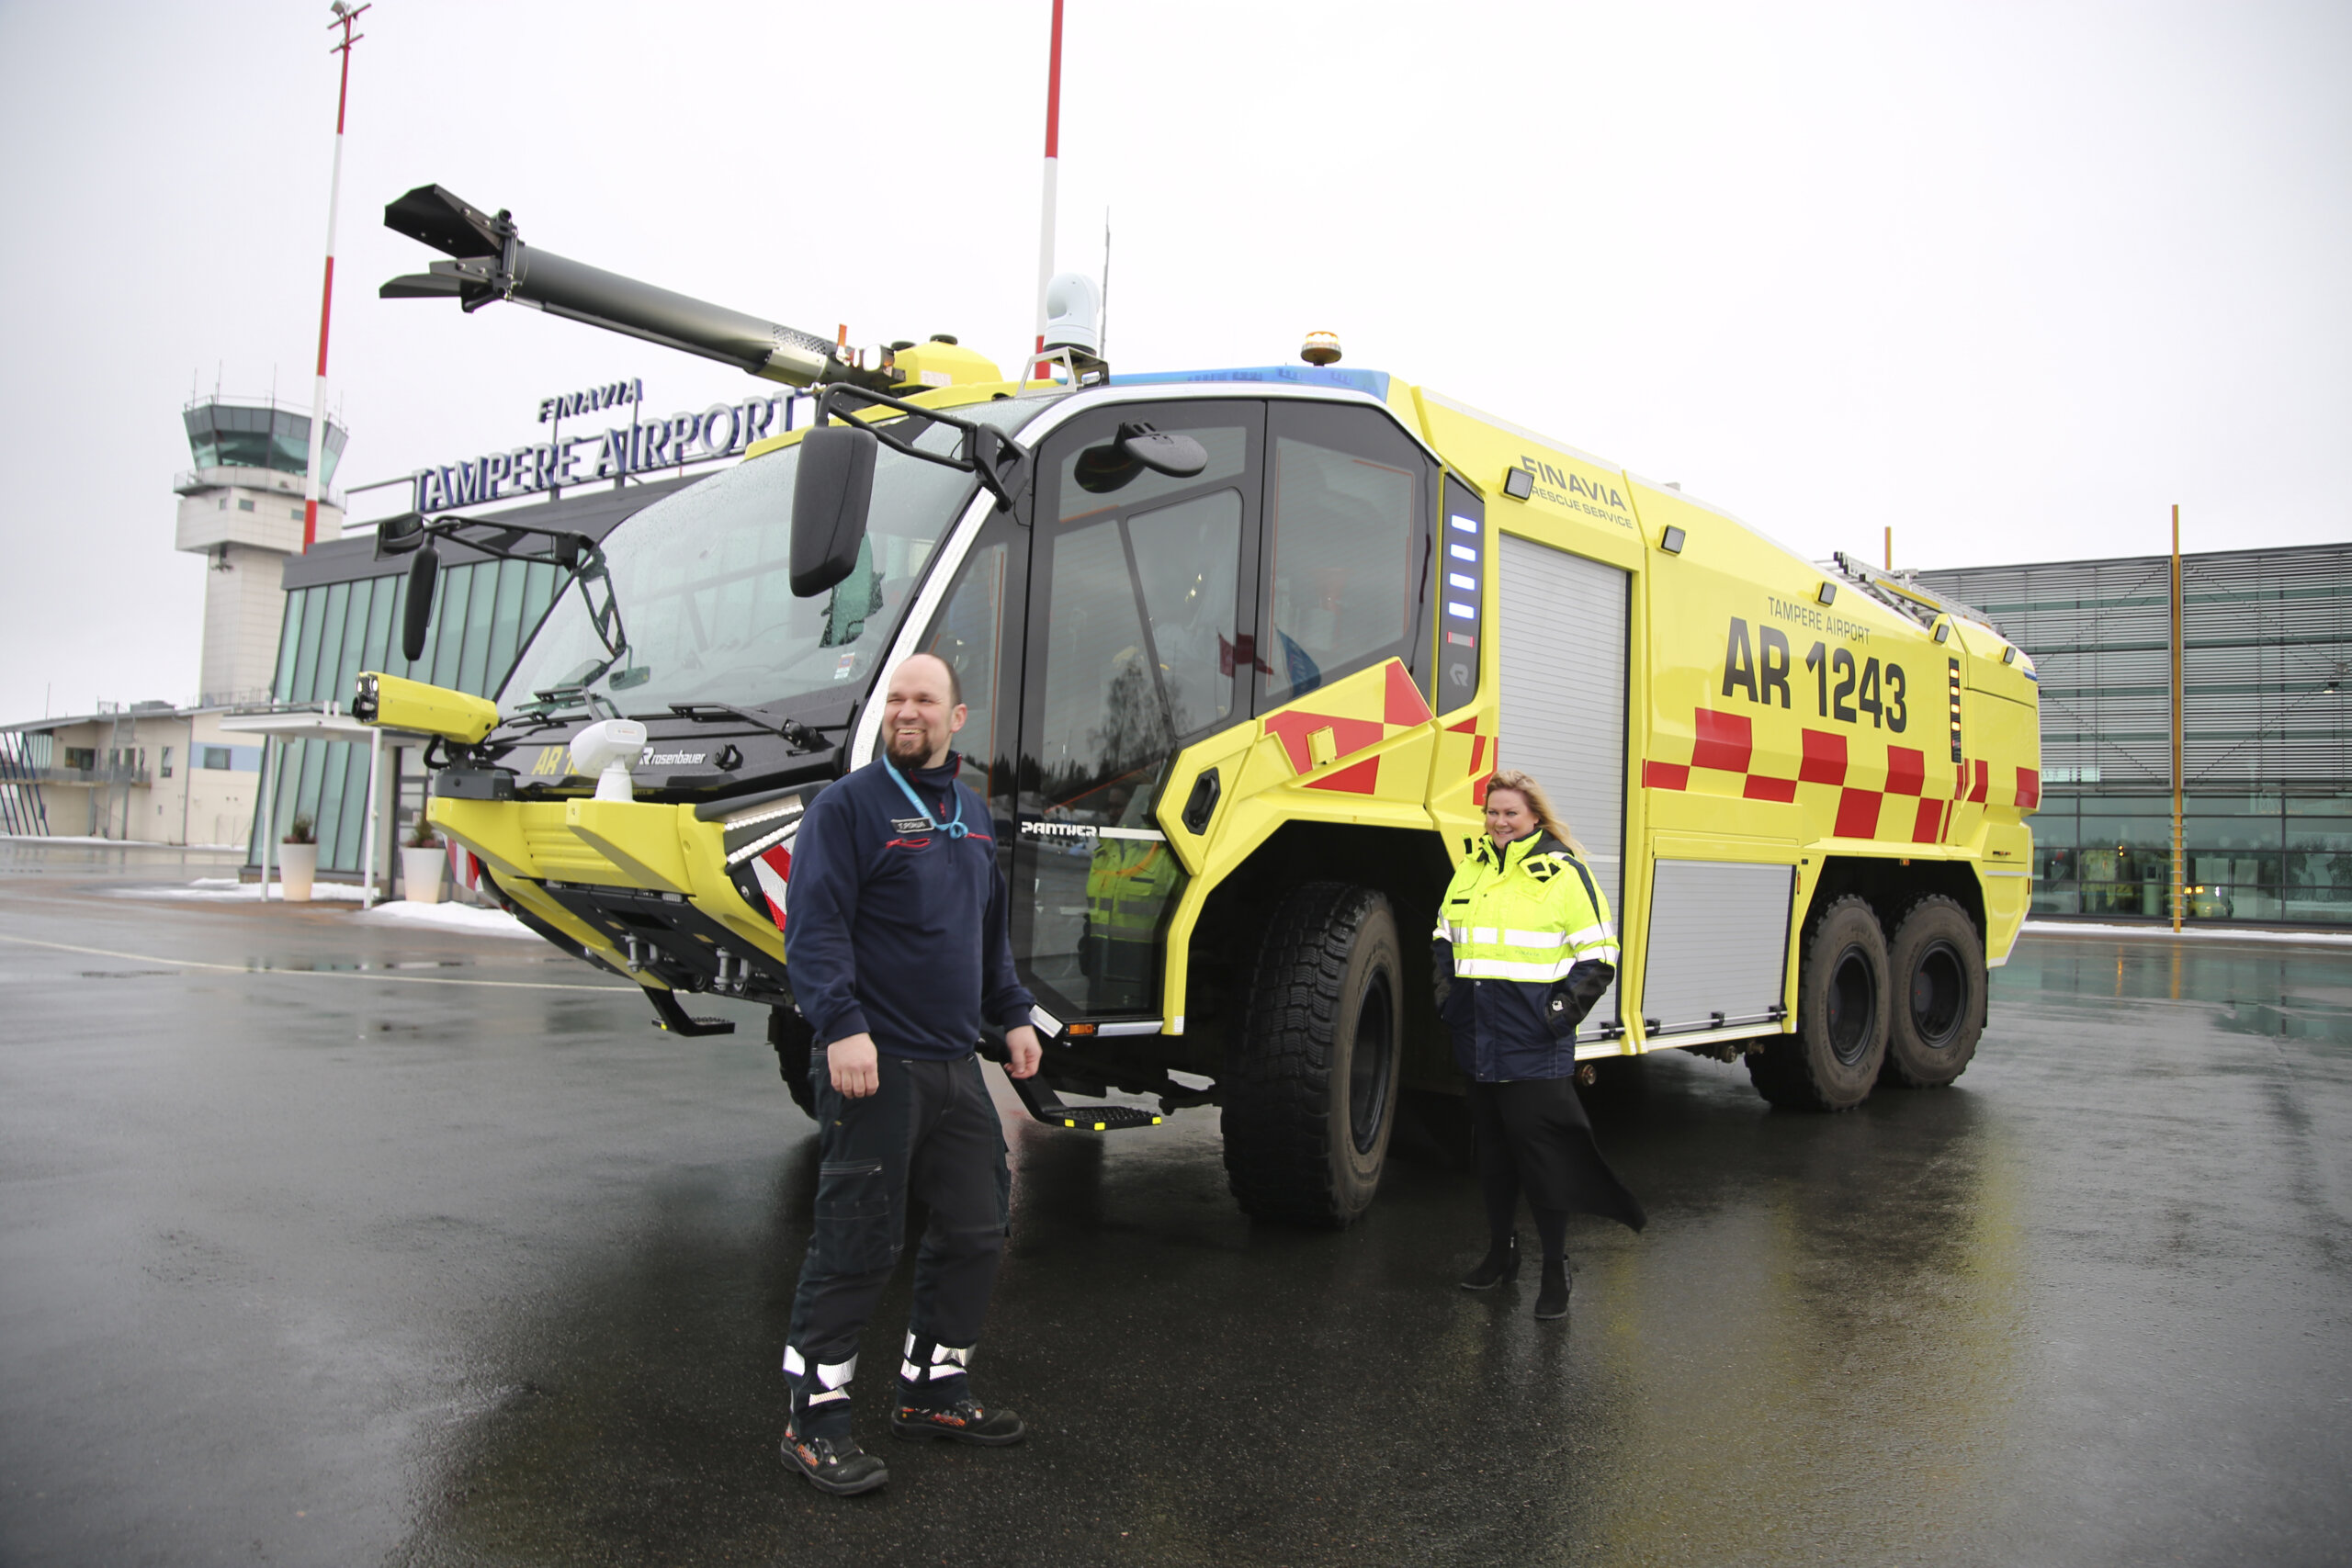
[889, 1397, 1026, 1446]
[783, 1426, 889, 1495]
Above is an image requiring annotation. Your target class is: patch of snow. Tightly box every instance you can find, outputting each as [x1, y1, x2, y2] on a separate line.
[2023, 919, 2352, 946]
[353, 900, 539, 939]
[6, 833, 186, 848]
[113, 879, 373, 903]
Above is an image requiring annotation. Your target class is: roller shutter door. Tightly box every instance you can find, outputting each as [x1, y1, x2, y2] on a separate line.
[1640, 860, 1793, 1034]
[1496, 533, 1628, 1040]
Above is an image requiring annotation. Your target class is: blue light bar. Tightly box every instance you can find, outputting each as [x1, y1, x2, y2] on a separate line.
[1447, 602, 1476, 620]
[1448, 572, 1476, 592]
[1449, 543, 1477, 562]
[1105, 365, 1392, 400]
[1448, 514, 1478, 533]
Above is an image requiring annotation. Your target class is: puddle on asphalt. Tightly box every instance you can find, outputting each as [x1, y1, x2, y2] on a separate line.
[2217, 998, 2352, 1045]
[2003, 934, 2352, 1045]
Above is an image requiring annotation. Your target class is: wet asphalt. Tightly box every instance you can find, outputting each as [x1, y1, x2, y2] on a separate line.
[2, 842, 2348, 1568]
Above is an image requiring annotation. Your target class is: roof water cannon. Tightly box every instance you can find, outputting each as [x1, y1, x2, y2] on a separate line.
[378, 186, 995, 392]
[569, 718, 649, 802]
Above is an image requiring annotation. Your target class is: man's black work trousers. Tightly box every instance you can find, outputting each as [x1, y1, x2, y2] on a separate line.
[786, 1049, 1012, 1404]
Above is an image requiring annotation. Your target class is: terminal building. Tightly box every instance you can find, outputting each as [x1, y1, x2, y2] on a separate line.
[1917, 541, 2352, 925]
[0, 398, 346, 845]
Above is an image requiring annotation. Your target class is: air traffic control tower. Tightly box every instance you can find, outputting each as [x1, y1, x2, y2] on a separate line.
[174, 400, 348, 706]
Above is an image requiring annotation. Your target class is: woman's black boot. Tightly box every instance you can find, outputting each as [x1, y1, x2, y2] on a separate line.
[1534, 1258, 1571, 1319]
[1460, 1232, 1521, 1291]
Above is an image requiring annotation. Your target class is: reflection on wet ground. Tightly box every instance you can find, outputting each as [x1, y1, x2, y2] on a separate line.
[2, 851, 2346, 1566]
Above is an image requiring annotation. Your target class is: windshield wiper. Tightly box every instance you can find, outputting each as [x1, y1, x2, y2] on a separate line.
[377, 511, 632, 668]
[667, 702, 838, 752]
[809, 385, 1031, 509]
[499, 684, 623, 735]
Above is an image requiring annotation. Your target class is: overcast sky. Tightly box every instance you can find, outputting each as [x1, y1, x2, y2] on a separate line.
[0, 0, 2345, 721]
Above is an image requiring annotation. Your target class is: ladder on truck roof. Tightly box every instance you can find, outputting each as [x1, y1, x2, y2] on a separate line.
[1820, 551, 2004, 637]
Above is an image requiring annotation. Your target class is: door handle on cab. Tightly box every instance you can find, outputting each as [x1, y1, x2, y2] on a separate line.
[1182, 768, 1222, 834]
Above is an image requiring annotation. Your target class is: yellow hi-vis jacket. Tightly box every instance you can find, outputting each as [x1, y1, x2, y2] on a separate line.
[1084, 838, 1179, 943]
[1432, 831, 1620, 1082]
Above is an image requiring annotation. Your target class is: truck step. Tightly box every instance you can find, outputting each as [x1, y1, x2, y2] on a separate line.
[646, 989, 737, 1037]
[1007, 1071, 1162, 1132]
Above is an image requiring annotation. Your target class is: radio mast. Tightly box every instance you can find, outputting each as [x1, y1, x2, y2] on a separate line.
[301, 2, 368, 552]
[1029, 0, 1065, 381]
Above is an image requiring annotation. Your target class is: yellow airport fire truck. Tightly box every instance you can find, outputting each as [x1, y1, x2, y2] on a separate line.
[356, 186, 2041, 1226]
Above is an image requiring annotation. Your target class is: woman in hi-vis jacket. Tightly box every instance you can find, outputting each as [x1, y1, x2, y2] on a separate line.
[1433, 768, 1646, 1319]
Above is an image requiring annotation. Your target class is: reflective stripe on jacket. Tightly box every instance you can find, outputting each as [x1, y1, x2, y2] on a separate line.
[1432, 831, 1618, 1082]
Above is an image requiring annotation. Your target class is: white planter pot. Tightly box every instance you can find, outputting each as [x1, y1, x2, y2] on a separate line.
[401, 845, 447, 905]
[278, 843, 318, 903]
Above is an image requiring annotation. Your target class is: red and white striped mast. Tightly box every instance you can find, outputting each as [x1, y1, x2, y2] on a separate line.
[301, 1, 369, 553]
[1029, 0, 1065, 381]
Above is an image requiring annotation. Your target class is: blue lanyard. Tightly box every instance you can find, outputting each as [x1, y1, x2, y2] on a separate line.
[882, 757, 968, 840]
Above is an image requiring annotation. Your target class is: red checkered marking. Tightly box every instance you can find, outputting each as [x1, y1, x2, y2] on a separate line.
[1799, 728, 1847, 786]
[1447, 716, 1496, 805]
[1834, 788, 1883, 839]
[1645, 709, 1963, 845]
[1885, 747, 1926, 796]
[2016, 766, 2041, 809]
[1690, 708, 1753, 773]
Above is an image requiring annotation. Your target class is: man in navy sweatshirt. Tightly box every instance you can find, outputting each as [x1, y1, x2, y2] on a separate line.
[777, 650, 1044, 1496]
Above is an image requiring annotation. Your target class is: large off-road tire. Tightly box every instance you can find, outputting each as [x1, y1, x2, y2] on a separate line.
[770, 1005, 817, 1119]
[1747, 894, 1891, 1111]
[1880, 896, 1985, 1088]
[1222, 882, 1405, 1227]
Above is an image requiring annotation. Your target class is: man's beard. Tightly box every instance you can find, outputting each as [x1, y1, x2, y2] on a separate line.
[886, 728, 935, 766]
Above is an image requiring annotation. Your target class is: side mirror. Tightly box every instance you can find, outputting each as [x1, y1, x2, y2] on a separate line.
[376, 511, 426, 558]
[1125, 423, 1208, 479]
[402, 544, 441, 663]
[1072, 422, 1210, 494]
[791, 423, 878, 598]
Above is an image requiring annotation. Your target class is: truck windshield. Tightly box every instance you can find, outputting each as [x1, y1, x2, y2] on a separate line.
[501, 397, 1046, 716]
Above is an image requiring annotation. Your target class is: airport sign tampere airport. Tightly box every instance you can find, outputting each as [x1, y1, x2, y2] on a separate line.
[410, 389, 808, 512]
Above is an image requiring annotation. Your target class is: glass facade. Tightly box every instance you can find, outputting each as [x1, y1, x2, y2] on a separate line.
[246, 476, 695, 878]
[2026, 790, 2352, 922]
[1917, 543, 2352, 926]
[251, 556, 561, 875]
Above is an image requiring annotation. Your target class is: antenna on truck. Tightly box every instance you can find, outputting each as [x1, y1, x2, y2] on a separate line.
[378, 185, 898, 392]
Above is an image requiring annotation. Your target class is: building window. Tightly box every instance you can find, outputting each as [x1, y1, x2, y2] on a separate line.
[237, 499, 255, 513]
[201, 747, 233, 771]
[290, 506, 303, 520]
[65, 747, 96, 771]
[160, 747, 174, 778]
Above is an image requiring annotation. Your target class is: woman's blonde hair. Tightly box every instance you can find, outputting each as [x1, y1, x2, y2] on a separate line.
[1486, 768, 1586, 855]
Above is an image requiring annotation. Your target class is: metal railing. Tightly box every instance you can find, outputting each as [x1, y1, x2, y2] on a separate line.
[25, 767, 151, 788]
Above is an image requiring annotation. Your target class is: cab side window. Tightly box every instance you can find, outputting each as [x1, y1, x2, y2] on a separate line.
[921, 538, 1012, 794]
[1256, 403, 1431, 708]
[1030, 409, 1258, 825]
